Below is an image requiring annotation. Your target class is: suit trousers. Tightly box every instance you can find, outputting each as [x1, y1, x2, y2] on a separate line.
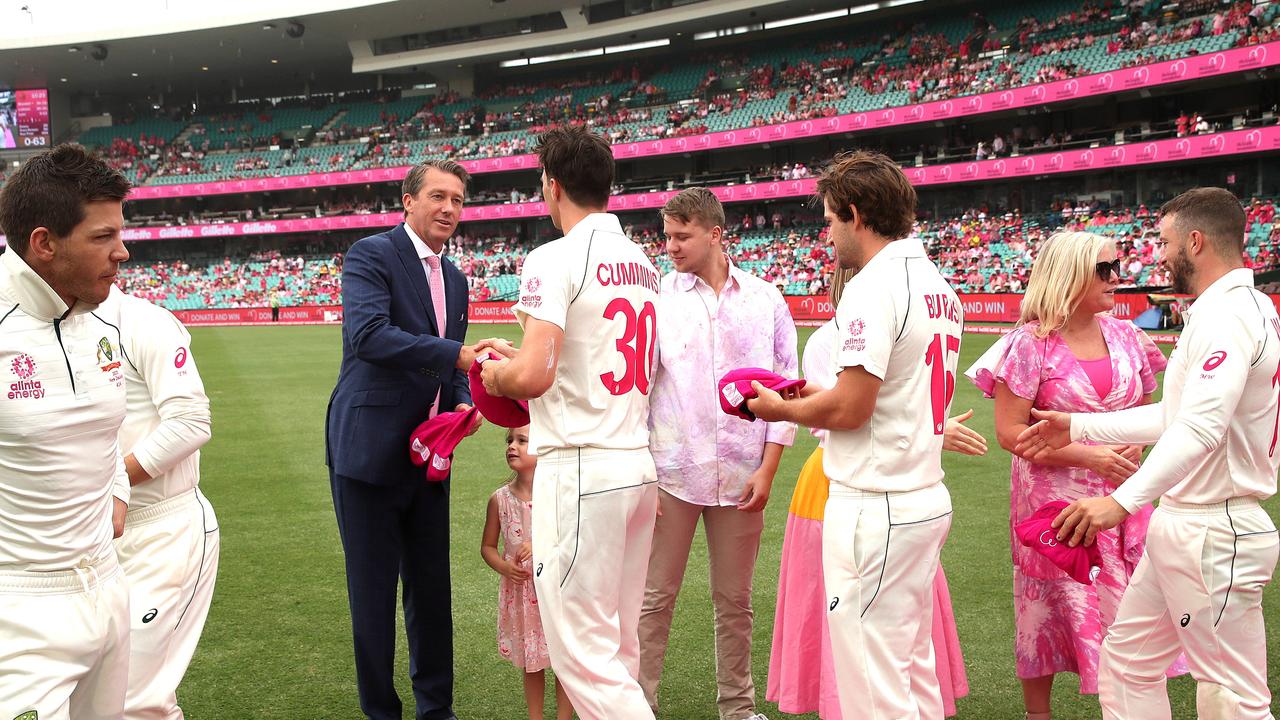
[331, 471, 454, 720]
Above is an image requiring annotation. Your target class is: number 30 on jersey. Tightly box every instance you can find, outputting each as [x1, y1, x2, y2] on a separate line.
[600, 298, 657, 395]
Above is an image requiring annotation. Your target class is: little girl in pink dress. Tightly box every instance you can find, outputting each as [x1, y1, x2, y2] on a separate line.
[481, 425, 573, 720]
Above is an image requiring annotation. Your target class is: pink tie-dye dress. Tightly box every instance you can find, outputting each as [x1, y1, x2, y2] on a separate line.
[967, 315, 1188, 691]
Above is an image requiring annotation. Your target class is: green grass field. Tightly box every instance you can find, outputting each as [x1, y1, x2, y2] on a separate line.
[176, 325, 1279, 719]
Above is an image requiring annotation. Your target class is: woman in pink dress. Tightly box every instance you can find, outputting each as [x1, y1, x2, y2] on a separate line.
[966, 231, 1186, 720]
[481, 425, 573, 720]
[767, 267, 983, 719]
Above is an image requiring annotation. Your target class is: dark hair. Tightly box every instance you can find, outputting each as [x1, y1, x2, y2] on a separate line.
[1159, 187, 1246, 259]
[815, 151, 916, 240]
[402, 158, 470, 200]
[660, 187, 725, 229]
[535, 126, 614, 208]
[0, 144, 130, 256]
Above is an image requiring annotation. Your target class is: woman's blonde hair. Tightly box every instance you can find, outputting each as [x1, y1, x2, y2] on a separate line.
[829, 265, 857, 307]
[1019, 231, 1115, 338]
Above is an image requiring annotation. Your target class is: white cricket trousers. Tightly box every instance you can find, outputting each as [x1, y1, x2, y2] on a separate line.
[532, 446, 659, 720]
[823, 482, 952, 720]
[1099, 497, 1278, 720]
[0, 552, 131, 720]
[114, 488, 221, 720]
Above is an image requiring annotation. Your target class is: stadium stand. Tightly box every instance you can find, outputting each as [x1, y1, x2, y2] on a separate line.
[112, 197, 1280, 310]
[66, 0, 1280, 187]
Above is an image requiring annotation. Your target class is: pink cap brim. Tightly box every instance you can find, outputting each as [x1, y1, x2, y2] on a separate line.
[469, 354, 531, 428]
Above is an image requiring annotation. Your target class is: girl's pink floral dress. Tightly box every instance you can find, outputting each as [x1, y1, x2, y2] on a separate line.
[494, 484, 550, 671]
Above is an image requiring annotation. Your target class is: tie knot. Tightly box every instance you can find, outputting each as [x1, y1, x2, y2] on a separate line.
[426, 255, 441, 270]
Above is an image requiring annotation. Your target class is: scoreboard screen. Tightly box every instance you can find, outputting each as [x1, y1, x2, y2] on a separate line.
[0, 89, 51, 150]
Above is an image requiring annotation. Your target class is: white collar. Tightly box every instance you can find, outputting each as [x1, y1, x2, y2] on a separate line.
[404, 223, 440, 261]
[0, 249, 84, 321]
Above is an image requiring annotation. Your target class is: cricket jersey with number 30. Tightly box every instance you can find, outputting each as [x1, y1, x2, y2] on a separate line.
[824, 238, 963, 493]
[513, 212, 660, 456]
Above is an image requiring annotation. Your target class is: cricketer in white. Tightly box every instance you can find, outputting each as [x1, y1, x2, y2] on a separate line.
[1020, 187, 1280, 720]
[0, 250, 133, 718]
[106, 285, 218, 720]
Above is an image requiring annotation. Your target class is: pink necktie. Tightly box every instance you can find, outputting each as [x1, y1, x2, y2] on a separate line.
[425, 255, 447, 336]
[426, 255, 447, 417]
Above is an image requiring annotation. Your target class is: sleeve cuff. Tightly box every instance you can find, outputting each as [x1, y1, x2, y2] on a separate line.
[132, 449, 162, 480]
[765, 422, 796, 447]
[1110, 484, 1143, 515]
[1069, 414, 1085, 442]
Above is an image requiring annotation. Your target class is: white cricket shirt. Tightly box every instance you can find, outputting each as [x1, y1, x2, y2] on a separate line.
[105, 287, 212, 508]
[824, 238, 964, 492]
[0, 250, 129, 572]
[1073, 268, 1279, 512]
[513, 213, 660, 455]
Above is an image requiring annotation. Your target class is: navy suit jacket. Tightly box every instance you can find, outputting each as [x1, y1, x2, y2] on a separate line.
[326, 223, 472, 486]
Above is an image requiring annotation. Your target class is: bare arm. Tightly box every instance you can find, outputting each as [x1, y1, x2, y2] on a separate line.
[481, 495, 527, 581]
[748, 365, 882, 431]
[481, 316, 563, 401]
[995, 382, 1139, 484]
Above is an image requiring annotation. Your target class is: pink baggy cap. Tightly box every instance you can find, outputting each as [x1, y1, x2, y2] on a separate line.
[468, 353, 530, 428]
[1014, 500, 1103, 584]
[409, 406, 479, 481]
[717, 367, 806, 422]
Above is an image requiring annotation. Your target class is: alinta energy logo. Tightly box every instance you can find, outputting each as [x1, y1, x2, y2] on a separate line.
[8, 353, 43, 400]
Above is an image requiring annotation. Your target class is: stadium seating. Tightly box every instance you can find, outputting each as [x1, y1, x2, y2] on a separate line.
[114, 199, 1277, 311]
[72, 0, 1277, 188]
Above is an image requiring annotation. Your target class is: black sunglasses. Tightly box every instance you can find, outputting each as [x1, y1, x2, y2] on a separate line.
[1095, 260, 1122, 281]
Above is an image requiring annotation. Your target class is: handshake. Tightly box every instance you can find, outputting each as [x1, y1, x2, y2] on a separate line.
[455, 338, 522, 399]
[454, 338, 519, 371]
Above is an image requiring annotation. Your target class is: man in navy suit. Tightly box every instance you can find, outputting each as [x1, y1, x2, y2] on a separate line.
[327, 159, 482, 720]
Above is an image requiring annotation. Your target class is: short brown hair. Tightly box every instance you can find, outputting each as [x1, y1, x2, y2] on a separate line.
[1159, 187, 1245, 259]
[660, 187, 725, 229]
[815, 151, 916, 240]
[0, 144, 130, 257]
[535, 126, 614, 208]
[402, 159, 470, 200]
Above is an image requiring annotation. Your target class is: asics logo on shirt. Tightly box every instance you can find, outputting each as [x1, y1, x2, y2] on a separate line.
[536, 563, 543, 578]
[1180, 613, 1191, 628]
[1203, 351, 1228, 371]
[829, 597, 840, 611]
[142, 608, 158, 624]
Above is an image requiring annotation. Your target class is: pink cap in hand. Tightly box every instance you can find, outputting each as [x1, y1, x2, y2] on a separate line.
[468, 353, 531, 428]
[409, 406, 479, 481]
[717, 367, 806, 422]
[1014, 500, 1104, 585]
